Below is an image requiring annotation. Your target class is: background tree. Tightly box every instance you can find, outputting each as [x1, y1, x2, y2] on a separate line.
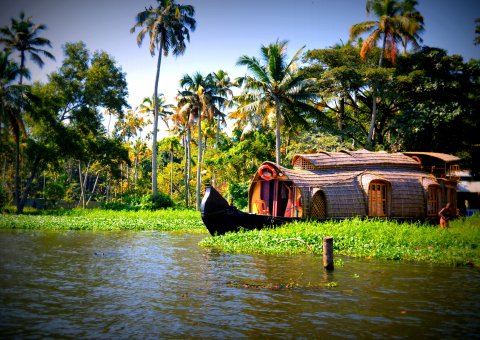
[0, 12, 55, 84]
[350, 0, 423, 148]
[392, 48, 480, 162]
[138, 94, 174, 136]
[398, 0, 424, 54]
[177, 72, 221, 210]
[13, 42, 130, 213]
[131, 0, 196, 196]
[0, 51, 29, 210]
[170, 104, 194, 207]
[234, 40, 318, 165]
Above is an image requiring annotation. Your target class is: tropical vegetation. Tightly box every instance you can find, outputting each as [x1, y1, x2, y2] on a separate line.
[200, 215, 480, 266]
[0, 0, 478, 215]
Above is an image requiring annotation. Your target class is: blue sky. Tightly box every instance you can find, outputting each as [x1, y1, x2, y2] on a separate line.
[1, 0, 479, 115]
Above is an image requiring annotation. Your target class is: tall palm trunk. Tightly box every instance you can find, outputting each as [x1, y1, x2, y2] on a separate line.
[152, 45, 163, 195]
[186, 126, 191, 207]
[275, 101, 282, 165]
[196, 113, 202, 210]
[14, 129, 20, 210]
[213, 114, 221, 187]
[19, 52, 25, 85]
[170, 146, 173, 197]
[367, 34, 387, 150]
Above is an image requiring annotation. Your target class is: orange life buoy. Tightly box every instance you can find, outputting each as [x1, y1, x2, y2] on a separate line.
[258, 164, 277, 181]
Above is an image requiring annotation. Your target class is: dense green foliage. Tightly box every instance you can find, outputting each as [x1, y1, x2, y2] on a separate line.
[200, 216, 480, 266]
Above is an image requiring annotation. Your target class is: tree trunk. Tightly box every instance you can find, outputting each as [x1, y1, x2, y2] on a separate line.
[275, 101, 282, 165]
[367, 34, 387, 150]
[14, 130, 20, 211]
[170, 148, 173, 197]
[17, 154, 40, 214]
[134, 153, 138, 191]
[2, 158, 6, 191]
[196, 114, 202, 210]
[186, 127, 191, 208]
[152, 45, 163, 196]
[106, 175, 111, 202]
[86, 171, 100, 206]
[77, 161, 85, 209]
[337, 97, 345, 142]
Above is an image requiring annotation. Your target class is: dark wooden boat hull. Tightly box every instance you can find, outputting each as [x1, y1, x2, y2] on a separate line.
[200, 186, 297, 236]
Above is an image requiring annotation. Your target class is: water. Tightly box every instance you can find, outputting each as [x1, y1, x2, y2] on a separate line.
[0, 230, 479, 338]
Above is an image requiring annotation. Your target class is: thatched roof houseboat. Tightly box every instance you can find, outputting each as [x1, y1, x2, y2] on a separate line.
[248, 150, 459, 221]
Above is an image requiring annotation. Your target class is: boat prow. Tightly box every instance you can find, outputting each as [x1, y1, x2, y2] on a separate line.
[200, 186, 296, 236]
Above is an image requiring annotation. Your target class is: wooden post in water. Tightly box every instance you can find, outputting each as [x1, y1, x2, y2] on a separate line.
[323, 236, 334, 271]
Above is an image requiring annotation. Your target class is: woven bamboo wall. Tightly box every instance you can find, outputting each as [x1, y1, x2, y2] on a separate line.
[359, 170, 427, 218]
[272, 163, 441, 219]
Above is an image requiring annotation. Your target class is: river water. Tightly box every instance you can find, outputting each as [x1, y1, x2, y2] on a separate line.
[0, 230, 479, 338]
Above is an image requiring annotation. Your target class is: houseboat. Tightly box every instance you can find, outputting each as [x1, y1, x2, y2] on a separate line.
[201, 150, 460, 235]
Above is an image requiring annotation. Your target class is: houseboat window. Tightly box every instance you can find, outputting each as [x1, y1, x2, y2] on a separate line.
[427, 186, 439, 216]
[368, 181, 387, 217]
[311, 191, 327, 219]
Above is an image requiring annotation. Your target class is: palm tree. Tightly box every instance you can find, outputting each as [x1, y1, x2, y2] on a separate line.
[170, 104, 194, 207]
[177, 72, 221, 210]
[234, 40, 317, 165]
[137, 94, 174, 134]
[398, 0, 424, 54]
[0, 12, 55, 84]
[159, 136, 181, 197]
[350, 0, 422, 148]
[0, 51, 28, 209]
[131, 0, 196, 196]
[212, 69, 233, 144]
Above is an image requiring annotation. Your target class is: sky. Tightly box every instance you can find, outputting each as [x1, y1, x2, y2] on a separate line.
[1, 0, 479, 133]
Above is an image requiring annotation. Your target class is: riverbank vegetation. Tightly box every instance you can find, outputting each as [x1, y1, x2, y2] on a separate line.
[2, 207, 478, 266]
[200, 216, 480, 266]
[0, 208, 206, 233]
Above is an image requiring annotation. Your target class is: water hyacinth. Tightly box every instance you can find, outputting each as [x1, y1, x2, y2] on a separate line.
[200, 216, 480, 266]
[0, 209, 207, 233]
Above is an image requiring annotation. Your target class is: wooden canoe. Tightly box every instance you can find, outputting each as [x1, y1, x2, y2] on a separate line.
[200, 186, 297, 236]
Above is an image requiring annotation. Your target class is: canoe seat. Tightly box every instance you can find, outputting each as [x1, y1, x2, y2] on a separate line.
[255, 200, 269, 215]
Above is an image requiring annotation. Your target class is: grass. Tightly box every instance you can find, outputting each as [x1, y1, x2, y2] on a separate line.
[0, 208, 207, 233]
[199, 216, 480, 266]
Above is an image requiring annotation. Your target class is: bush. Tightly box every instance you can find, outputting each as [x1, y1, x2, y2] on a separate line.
[228, 182, 249, 210]
[141, 192, 174, 210]
[0, 186, 7, 211]
[101, 192, 174, 211]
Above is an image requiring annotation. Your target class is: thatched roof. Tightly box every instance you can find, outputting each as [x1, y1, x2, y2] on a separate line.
[292, 150, 419, 170]
[403, 152, 460, 163]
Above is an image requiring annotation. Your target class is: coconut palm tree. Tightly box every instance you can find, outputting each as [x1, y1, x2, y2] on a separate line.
[177, 72, 222, 210]
[212, 69, 233, 143]
[398, 0, 424, 54]
[131, 0, 196, 195]
[170, 104, 193, 207]
[0, 51, 28, 209]
[137, 94, 174, 135]
[233, 40, 317, 165]
[0, 12, 55, 84]
[350, 0, 422, 148]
